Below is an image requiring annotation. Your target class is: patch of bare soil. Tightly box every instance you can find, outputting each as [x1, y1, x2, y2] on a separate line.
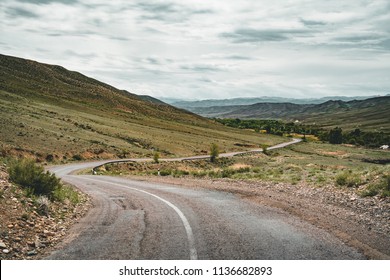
[128, 175, 390, 260]
[0, 165, 91, 260]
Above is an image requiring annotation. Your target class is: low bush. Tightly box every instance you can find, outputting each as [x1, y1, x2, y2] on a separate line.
[35, 195, 50, 216]
[52, 185, 81, 204]
[335, 171, 362, 188]
[153, 152, 160, 163]
[172, 170, 189, 177]
[360, 174, 390, 197]
[8, 159, 61, 198]
[210, 143, 219, 163]
[159, 169, 172, 176]
[72, 154, 83, 161]
[7, 158, 82, 205]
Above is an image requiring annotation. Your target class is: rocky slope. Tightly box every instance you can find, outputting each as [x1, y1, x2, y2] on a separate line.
[0, 164, 90, 260]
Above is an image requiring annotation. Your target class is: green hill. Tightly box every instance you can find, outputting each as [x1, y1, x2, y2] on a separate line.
[0, 54, 281, 161]
[197, 97, 390, 133]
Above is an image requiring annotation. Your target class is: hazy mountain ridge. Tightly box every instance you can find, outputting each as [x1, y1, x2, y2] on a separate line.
[169, 96, 390, 132]
[168, 95, 382, 108]
[216, 97, 390, 132]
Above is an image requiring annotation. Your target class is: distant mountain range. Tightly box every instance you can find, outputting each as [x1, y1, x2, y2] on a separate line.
[167, 96, 390, 133]
[165, 96, 383, 108]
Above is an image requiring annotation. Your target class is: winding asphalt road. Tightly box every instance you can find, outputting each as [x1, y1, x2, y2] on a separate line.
[47, 139, 364, 259]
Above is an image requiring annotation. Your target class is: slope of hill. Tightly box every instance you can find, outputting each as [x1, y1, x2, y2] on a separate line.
[194, 97, 390, 133]
[0, 54, 281, 161]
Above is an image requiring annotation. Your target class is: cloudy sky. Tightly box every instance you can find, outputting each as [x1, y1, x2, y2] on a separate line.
[1, 0, 390, 100]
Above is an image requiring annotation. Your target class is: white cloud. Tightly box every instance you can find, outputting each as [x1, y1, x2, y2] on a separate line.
[1, 0, 389, 100]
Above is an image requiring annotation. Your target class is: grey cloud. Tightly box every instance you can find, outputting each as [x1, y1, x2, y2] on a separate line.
[221, 28, 309, 43]
[47, 33, 62, 37]
[64, 50, 97, 59]
[199, 77, 213, 83]
[330, 33, 390, 50]
[300, 19, 326, 27]
[334, 34, 383, 43]
[181, 64, 222, 72]
[109, 36, 130, 41]
[47, 30, 96, 37]
[134, 2, 213, 23]
[136, 3, 177, 14]
[146, 57, 160, 65]
[226, 55, 252, 60]
[16, 0, 78, 4]
[378, 38, 390, 50]
[36, 47, 49, 52]
[6, 7, 39, 18]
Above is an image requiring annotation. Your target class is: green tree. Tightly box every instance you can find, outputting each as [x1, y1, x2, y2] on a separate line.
[261, 144, 270, 155]
[210, 143, 219, 163]
[153, 151, 160, 163]
[329, 127, 343, 144]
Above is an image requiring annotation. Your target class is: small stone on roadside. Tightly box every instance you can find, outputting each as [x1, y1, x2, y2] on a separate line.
[27, 250, 37, 256]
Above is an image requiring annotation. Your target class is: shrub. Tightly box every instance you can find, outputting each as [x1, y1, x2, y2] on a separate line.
[36, 195, 50, 216]
[172, 170, 189, 177]
[153, 152, 160, 163]
[359, 184, 379, 197]
[335, 171, 363, 188]
[45, 154, 54, 162]
[159, 169, 172, 176]
[52, 185, 80, 204]
[191, 171, 207, 178]
[261, 144, 269, 155]
[8, 158, 61, 198]
[335, 172, 348, 186]
[72, 154, 83, 161]
[360, 174, 390, 197]
[221, 168, 233, 178]
[210, 143, 219, 163]
[236, 167, 251, 173]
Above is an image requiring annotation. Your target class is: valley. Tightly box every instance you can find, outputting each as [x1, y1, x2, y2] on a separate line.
[0, 54, 389, 260]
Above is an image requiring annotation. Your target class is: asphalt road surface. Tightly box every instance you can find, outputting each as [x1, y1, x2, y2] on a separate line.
[47, 139, 364, 259]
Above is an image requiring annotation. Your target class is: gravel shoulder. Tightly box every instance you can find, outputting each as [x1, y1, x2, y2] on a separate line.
[126, 175, 390, 259]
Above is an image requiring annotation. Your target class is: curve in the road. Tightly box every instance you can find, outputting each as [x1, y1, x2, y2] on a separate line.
[50, 138, 302, 175]
[82, 177, 198, 260]
[45, 137, 365, 260]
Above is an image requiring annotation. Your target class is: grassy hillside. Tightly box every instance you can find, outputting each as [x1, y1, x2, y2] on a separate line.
[297, 98, 390, 132]
[0, 54, 281, 161]
[203, 97, 390, 133]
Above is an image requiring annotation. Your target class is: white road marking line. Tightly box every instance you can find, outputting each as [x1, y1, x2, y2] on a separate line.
[81, 177, 198, 260]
